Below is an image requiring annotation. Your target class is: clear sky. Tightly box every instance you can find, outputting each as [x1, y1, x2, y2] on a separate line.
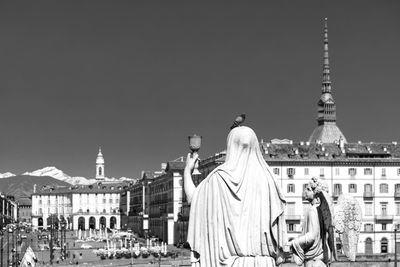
[0, 1, 399, 179]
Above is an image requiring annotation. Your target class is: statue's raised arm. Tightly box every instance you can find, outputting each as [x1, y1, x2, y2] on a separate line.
[291, 177, 336, 267]
[184, 152, 199, 204]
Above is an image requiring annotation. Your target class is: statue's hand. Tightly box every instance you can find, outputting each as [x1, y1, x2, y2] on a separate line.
[185, 152, 199, 173]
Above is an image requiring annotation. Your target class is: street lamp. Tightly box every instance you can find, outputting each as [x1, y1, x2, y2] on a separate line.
[395, 228, 398, 267]
[1, 227, 5, 267]
[7, 226, 13, 267]
[60, 220, 67, 260]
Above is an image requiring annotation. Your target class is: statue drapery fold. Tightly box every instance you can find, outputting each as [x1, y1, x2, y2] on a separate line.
[187, 126, 287, 267]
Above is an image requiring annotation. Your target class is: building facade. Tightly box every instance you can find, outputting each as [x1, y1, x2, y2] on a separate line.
[0, 193, 18, 228]
[31, 148, 124, 230]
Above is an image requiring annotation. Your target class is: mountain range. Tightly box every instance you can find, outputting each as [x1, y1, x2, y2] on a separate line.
[0, 166, 135, 185]
[0, 175, 71, 203]
[0, 167, 137, 204]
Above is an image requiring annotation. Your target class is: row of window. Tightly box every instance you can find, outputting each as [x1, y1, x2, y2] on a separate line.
[287, 183, 400, 194]
[274, 167, 399, 177]
[287, 226, 389, 254]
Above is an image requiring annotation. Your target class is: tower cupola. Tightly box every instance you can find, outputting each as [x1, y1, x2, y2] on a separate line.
[96, 147, 105, 180]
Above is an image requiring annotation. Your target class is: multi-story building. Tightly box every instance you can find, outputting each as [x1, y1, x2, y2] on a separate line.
[18, 197, 32, 223]
[122, 159, 185, 245]
[0, 193, 18, 228]
[148, 160, 185, 245]
[120, 171, 151, 236]
[31, 148, 124, 230]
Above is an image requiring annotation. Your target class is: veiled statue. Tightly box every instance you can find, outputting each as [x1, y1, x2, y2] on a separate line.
[290, 177, 336, 267]
[184, 126, 288, 267]
[334, 195, 362, 261]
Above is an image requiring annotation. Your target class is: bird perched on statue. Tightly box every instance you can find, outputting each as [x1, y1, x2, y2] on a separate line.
[230, 114, 246, 129]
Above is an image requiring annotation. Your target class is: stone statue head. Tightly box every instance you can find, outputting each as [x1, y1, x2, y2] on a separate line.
[304, 177, 329, 203]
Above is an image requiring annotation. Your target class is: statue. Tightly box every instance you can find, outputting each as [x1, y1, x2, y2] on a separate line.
[334, 195, 362, 261]
[290, 177, 336, 267]
[184, 126, 288, 267]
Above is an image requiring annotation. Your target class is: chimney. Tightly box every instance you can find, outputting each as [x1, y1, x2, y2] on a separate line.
[339, 136, 345, 150]
[33, 184, 37, 193]
[161, 163, 167, 171]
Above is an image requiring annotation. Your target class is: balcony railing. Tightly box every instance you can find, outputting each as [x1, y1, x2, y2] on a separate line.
[73, 211, 120, 215]
[332, 192, 342, 198]
[363, 191, 374, 198]
[375, 215, 394, 222]
[285, 215, 302, 222]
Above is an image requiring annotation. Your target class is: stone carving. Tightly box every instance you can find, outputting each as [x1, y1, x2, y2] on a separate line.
[184, 126, 287, 267]
[334, 195, 362, 261]
[290, 177, 336, 267]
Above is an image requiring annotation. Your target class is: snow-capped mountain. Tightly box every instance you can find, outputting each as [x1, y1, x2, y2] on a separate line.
[23, 166, 92, 185]
[0, 172, 16, 178]
[22, 166, 136, 185]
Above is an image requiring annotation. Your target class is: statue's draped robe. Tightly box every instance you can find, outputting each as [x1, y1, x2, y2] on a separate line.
[292, 206, 324, 267]
[187, 127, 287, 267]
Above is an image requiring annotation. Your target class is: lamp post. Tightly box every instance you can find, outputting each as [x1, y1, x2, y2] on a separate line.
[395, 228, 398, 267]
[49, 215, 54, 265]
[14, 224, 19, 266]
[7, 226, 12, 267]
[60, 220, 67, 260]
[1, 227, 4, 267]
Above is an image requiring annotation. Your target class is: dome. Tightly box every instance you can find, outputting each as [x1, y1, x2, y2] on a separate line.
[96, 148, 104, 164]
[309, 123, 347, 144]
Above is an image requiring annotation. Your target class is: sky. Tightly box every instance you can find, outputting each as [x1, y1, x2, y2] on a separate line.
[0, 1, 399, 179]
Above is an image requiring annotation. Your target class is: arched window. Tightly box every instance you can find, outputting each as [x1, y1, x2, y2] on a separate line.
[78, 217, 85, 230]
[100, 216, 106, 229]
[380, 183, 389, 193]
[98, 167, 102, 176]
[89, 216, 96, 229]
[110, 216, 117, 229]
[381, 238, 388, 253]
[365, 238, 373, 254]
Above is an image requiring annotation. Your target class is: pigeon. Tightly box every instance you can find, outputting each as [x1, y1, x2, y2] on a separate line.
[230, 114, 246, 129]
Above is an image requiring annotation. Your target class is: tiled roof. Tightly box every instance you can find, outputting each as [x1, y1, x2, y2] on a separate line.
[166, 160, 185, 171]
[17, 197, 32, 206]
[262, 142, 400, 162]
[32, 182, 128, 195]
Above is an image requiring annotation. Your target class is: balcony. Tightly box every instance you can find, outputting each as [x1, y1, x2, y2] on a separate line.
[332, 192, 342, 199]
[375, 215, 394, 222]
[395, 191, 400, 199]
[285, 215, 302, 223]
[363, 191, 374, 199]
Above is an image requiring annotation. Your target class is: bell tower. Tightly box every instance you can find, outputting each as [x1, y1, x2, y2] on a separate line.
[96, 147, 105, 180]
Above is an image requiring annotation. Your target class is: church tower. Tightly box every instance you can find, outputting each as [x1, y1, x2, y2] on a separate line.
[96, 147, 105, 180]
[309, 18, 347, 144]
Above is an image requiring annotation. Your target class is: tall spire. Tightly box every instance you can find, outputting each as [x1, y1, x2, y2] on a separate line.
[309, 18, 347, 144]
[322, 18, 331, 94]
[317, 17, 336, 125]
